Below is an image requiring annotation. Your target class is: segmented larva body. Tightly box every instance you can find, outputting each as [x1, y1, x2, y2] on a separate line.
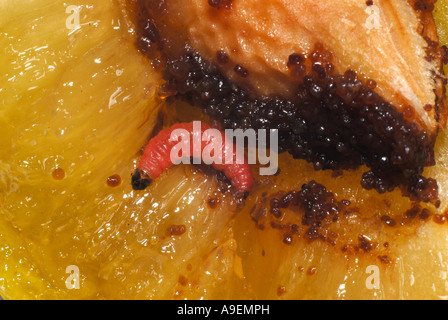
[131, 121, 253, 196]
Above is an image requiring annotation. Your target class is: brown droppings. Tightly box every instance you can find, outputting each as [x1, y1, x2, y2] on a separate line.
[291, 223, 299, 233]
[419, 208, 431, 220]
[269, 207, 282, 219]
[283, 234, 293, 245]
[432, 214, 446, 224]
[269, 198, 282, 218]
[277, 285, 286, 297]
[168, 224, 187, 236]
[267, 181, 359, 244]
[52, 168, 65, 180]
[297, 181, 346, 240]
[307, 266, 317, 276]
[381, 215, 397, 227]
[310, 43, 331, 63]
[404, 203, 421, 219]
[366, 78, 377, 89]
[357, 234, 377, 253]
[403, 106, 415, 119]
[383, 242, 389, 248]
[207, 195, 220, 208]
[366, 0, 374, 6]
[424, 104, 433, 112]
[107, 174, 122, 187]
[287, 53, 305, 67]
[216, 50, 229, 65]
[279, 192, 296, 208]
[311, 63, 327, 79]
[378, 255, 392, 264]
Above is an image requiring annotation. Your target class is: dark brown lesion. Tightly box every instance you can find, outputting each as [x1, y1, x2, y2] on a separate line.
[133, 0, 442, 204]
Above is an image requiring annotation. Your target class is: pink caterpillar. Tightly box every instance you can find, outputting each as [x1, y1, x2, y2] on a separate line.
[132, 121, 253, 197]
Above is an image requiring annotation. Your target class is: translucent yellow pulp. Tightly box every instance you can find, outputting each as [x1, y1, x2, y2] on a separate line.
[1, 0, 448, 299]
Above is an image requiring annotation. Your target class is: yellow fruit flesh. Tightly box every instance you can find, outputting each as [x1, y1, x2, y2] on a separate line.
[1, 0, 448, 299]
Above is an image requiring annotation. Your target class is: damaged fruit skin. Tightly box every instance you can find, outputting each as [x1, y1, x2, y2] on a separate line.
[130, 0, 447, 203]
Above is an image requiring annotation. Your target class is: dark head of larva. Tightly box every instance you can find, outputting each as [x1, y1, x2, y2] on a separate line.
[131, 169, 153, 190]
